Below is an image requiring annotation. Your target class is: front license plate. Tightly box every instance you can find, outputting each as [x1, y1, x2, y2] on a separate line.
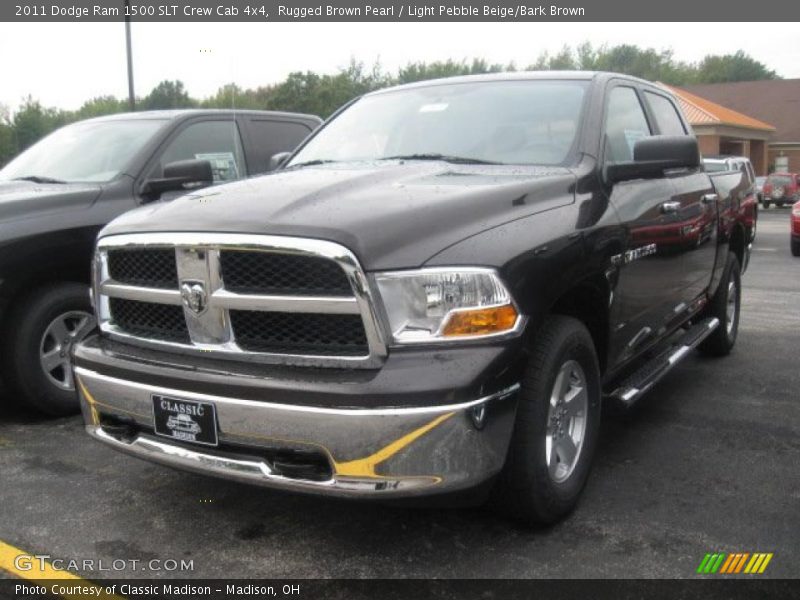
[152, 395, 219, 447]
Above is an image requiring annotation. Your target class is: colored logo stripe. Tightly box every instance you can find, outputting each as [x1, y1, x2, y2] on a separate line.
[698, 552, 773, 574]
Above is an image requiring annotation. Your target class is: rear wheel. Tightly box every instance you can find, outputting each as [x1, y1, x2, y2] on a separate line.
[698, 252, 740, 357]
[762, 200, 771, 209]
[493, 316, 601, 525]
[791, 239, 800, 257]
[1, 283, 94, 416]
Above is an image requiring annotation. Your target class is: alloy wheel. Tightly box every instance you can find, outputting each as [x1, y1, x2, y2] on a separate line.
[546, 359, 589, 483]
[39, 311, 96, 391]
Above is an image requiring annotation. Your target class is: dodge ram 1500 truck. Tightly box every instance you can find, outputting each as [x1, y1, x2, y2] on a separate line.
[73, 72, 754, 524]
[0, 109, 321, 415]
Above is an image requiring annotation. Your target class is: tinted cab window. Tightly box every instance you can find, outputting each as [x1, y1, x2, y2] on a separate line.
[155, 120, 247, 184]
[244, 119, 316, 175]
[644, 92, 686, 136]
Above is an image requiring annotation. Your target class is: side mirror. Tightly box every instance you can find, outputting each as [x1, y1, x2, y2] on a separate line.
[269, 151, 292, 171]
[143, 159, 214, 196]
[605, 136, 700, 184]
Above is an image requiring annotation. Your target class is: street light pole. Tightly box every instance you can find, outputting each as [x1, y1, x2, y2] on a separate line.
[124, 1, 135, 111]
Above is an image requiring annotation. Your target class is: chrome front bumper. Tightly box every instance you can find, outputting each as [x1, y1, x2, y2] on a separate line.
[76, 367, 519, 498]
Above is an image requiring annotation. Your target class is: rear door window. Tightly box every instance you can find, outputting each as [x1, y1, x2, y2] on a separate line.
[644, 92, 687, 136]
[244, 119, 316, 174]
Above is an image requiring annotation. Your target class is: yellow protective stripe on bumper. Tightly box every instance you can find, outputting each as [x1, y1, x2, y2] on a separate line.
[333, 412, 455, 477]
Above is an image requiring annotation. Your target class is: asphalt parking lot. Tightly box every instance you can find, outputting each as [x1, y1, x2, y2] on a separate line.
[0, 209, 798, 580]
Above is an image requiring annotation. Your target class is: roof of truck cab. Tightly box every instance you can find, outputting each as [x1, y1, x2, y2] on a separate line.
[81, 109, 322, 124]
[367, 71, 660, 96]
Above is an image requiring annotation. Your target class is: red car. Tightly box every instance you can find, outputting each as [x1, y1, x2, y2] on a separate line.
[762, 172, 800, 208]
[792, 200, 800, 256]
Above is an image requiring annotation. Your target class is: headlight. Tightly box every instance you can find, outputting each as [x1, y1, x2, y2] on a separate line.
[374, 268, 521, 343]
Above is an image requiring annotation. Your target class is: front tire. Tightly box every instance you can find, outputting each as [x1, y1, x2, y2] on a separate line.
[698, 252, 740, 357]
[792, 239, 800, 257]
[1, 283, 94, 416]
[762, 200, 771, 209]
[493, 316, 601, 525]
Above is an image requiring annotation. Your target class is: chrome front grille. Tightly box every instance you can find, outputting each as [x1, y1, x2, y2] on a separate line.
[94, 233, 387, 368]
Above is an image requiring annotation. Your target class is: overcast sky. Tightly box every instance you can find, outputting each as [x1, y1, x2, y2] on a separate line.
[1, 22, 799, 114]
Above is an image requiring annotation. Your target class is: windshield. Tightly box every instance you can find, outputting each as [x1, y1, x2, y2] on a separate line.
[0, 119, 167, 183]
[288, 80, 588, 167]
[768, 175, 791, 186]
[703, 161, 728, 172]
[755, 177, 766, 185]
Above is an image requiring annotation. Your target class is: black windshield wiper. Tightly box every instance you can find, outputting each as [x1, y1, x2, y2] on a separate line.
[13, 175, 67, 184]
[285, 159, 338, 169]
[380, 154, 502, 165]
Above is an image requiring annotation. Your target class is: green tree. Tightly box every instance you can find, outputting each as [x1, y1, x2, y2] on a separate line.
[0, 104, 18, 168]
[264, 60, 391, 118]
[695, 51, 777, 83]
[524, 44, 774, 86]
[397, 58, 506, 84]
[202, 83, 264, 109]
[11, 96, 69, 152]
[141, 80, 195, 110]
[75, 95, 128, 119]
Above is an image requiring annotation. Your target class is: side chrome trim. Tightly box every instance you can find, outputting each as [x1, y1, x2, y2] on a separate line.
[75, 366, 520, 416]
[94, 232, 388, 368]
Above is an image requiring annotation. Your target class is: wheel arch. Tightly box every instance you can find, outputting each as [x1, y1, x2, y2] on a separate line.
[545, 276, 611, 375]
[728, 221, 747, 273]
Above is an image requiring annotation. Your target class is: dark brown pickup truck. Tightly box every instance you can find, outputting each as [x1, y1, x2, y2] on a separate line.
[73, 72, 754, 524]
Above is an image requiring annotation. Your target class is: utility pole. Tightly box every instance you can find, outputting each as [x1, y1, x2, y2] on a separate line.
[124, 0, 135, 110]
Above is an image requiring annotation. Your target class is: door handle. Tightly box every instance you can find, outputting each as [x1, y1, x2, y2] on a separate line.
[701, 193, 718, 204]
[660, 201, 681, 214]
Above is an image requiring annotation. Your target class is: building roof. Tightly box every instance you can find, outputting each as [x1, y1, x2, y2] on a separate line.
[680, 80, 800, 142]
[660, 84, 775, 133]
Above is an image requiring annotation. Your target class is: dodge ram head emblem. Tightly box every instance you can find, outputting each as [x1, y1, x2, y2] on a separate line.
[180, 281, 208, 315]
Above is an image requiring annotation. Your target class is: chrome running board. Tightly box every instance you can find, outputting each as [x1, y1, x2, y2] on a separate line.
[608, 317, 719, 407]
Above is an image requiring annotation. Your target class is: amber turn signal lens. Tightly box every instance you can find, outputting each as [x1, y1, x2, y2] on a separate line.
[440, 304, 518, 337]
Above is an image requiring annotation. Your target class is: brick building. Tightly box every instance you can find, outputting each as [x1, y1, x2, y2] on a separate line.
[662, 84, 775, 175]
[679, 79, 800, 175]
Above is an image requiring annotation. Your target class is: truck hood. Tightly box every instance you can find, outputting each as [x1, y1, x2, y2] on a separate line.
[0, 180, 102, 224]
[101, 161, 576, 270]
